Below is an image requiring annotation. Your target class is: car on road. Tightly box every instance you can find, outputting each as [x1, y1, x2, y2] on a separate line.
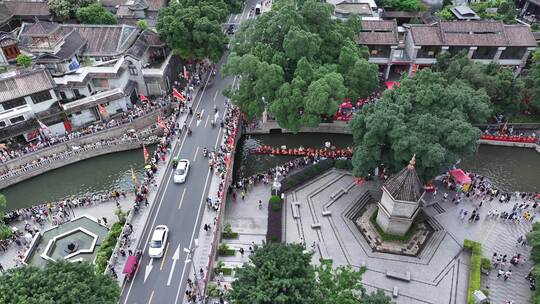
[148, 225, 168, 258]
[173, 159, 190, 183]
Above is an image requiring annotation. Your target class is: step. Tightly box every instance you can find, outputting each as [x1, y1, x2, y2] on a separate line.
[322, 210, 332, 217]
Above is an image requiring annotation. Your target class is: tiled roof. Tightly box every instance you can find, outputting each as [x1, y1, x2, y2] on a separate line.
[3, 1, 50, 17]
[409, 21, 537, 47]
[126, 30, 165, 59]
[0, 69, 55, 103]
[35, 30, 86, 62]
[383, 157, 423, 202]
[65, 24, 139, 56]
[24, 21, 59, 37]
[357, 20, 398, 45]
[0, 3, 14, 24]
[146, 0, 165, 11]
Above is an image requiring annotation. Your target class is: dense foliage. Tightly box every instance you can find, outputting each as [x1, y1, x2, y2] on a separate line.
[463, 239, 482, 304]
[0, 261, 120, 304]
[49, 0, 95, 19]
[0, 194, 11, 240]
[432, 51, 524, 114]
[95, 221, 124, 274]
[157, 0, 237, 61]
[76, 3, 117, 24]
[527, 223, 540, 303]
[228, 243, 391, 304]
[375, 0, 426, 12]
[349, 68, 491, 180]
[437, 0, 516, 23]
[524, 60, 540, 112]
[16, 54, 31, 68]
[222, 0, 378, 132]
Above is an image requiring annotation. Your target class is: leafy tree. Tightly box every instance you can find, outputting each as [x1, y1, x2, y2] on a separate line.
[136, 19, 148, 30]
[16, 54, 31, 68]
[156, 0, 228, 61]
[349, 69, 491, 180]
[358, 289, 393, 304]
[0, 194, 10, 240]
[228, 243, 319, 304]
[49, 0, 95, 20]
[223, 0, 378, 131]
[432, 51, 524, 114]
[376, 0, 425, 12]
[76, 3, 117, 24]
[437, 0, 516, 23]
[0, 261, 120, 304]
[524, 62, 540, 112]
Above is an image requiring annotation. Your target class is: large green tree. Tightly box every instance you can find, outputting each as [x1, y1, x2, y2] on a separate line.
[349, 69, 491, 180]
[228, 243, 392, 304]
[156, 0, 231, 61]
[76, 3, 117, 25]
[222, 0, 378, 132]
[376, 0, 425, 12]
[0, 261, 120, 304]
[432, 51, 524, 114]
[0, 194, 11, 239]
[524, 62, 540, 112]
[49, 0, 95, 19]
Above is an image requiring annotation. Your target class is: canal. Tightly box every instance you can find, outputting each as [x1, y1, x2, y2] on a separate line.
[1, 134, 539, 211]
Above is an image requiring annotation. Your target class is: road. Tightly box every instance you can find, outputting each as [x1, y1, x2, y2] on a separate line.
[119, 1, 259, 303]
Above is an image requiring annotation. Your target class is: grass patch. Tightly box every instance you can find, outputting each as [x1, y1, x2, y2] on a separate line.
[266, 196, 283, 243]
[369, 208, 417, 242]
[463, 239, 482, 304]
[218, 243, 236, 256]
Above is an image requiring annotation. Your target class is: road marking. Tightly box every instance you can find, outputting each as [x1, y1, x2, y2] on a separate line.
[167, 245, 181, 286]
[193, 146, 199, 162]
[160, 242, 170, 271]
[148, 290, 155, 304]
[204, 115, 210, 128]
[214, 127, 222, 150]
[178, 188, 186, 209]
[196, 109, 205, 127]
[213, 90, 218, 102]
[121, 63, 214, 303]
[144, 258, 153, 283]
[174, 168, 213, 304]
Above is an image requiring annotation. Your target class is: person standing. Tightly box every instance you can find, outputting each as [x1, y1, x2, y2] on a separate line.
[504, 270, 512, 281]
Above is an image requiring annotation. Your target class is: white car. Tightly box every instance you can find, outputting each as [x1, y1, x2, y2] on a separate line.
[148, 225, 168, 258]
[173, 159, 190, 183]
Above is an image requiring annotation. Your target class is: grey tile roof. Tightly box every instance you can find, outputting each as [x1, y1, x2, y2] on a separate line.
[0, 68, 55, 103]
[0, 3, 14, 25]
[24, 21, 59, 37]
[409, 21, 537, 47]
[383, 159, 423, 202]
[3, 1, 50, 17]
[35, 29, 86, 62]
[357, 20, 399, 45]
[64, 24, 139, 56]
[126, 30, 164, 59]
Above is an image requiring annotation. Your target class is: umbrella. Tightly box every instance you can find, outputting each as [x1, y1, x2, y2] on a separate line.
[144, 164, 151, 169]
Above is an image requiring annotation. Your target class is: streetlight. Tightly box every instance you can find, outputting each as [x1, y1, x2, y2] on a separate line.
[184, 239, 201, 303]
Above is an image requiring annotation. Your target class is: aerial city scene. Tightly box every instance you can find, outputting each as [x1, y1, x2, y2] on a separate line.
[0, 0, 539, 303]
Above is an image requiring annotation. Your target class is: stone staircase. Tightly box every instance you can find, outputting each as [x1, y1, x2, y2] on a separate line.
[418, 217, 447, 262]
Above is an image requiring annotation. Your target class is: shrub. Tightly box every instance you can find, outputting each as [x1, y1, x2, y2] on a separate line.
[280, 159, 335, 192]
[218, 242, 235, 256]
[481, 257, 492, 270]
[269, 195, 282, 212]
[463, 239, 482, 304]
[334, 159, 353, 170]
[95, 221, 124, 273]
[207, 282, 220, 297]
[222, 223, 238, 239]
[0, 225, 12, 240]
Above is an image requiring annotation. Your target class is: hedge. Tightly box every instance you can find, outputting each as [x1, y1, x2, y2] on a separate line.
[222, 223, 239, 239]
[463, 239, 482, 304]
[280, 159, 335, 192]
[334, 159, 353, 170]
[95, 220, 124, 274]
[266, 195, 283, 243]
[218, 242, 236, 256]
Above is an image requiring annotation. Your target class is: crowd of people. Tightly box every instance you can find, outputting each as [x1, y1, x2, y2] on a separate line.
[0, 99, 169, 164]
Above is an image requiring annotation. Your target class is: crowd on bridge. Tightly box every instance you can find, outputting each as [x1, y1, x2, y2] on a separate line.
[0, 98, 170, 164]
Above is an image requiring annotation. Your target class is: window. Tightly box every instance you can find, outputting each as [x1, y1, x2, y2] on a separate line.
[370, 49, 378, 55]
[74, 89, 81, 98]
[92, 78, 109, 88]
[2, 97, 26, 110]
[9, 116, 25, 124]
[59, 91, 67, 100]
[0, 121, 6, 127]
[75, 111, 82, 115]
[87, 83, 93, 94]
[31, 90, 52, 104]
[129, 64, 138, 76]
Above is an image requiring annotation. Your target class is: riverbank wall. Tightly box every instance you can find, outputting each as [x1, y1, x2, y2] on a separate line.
[1, 108, 167, 172]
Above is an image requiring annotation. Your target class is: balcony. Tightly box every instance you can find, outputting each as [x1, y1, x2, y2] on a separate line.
[472, 47, 498, 60]
[142, 53, 173, 77]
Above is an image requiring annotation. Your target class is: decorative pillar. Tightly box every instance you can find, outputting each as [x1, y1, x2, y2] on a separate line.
[467, 47, 478, 59]
[493, 47, 506, 62]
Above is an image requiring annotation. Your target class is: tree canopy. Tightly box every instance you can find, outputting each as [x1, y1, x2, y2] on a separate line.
[437, 0, 516, 23]
[228, 243, 392, 304]
[76, 3, 117, 25]
[222, 0, 378, 132]
[16, 54, 31, 68]
[0, 194, 10, 240]
[375, 0, 426, 12]
[524, 60, 540, 112]
[349, 69, 491, 180]
[0, 261, 120, 304]
[432, 51, 524, 114]
[156, 0, 234, 61]
[48, 0, 95, 20]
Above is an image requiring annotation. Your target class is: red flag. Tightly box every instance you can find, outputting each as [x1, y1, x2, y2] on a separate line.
[143, 144, 149, 162]
[97, 104, 108, 116]
[157, 116, 166, 129]
[183, 66, 189, 80]
[63, 120, 72, 133]
[355, 177, 365, 187]
[139, 94, 149, 102]
[172, 88, 185, 101]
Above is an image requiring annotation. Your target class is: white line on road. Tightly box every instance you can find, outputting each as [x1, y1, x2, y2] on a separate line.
[174, 168, 213, 304]
[167, 245, 181, 286]
[178, 188, 186, 209]
[160, 242, 170, 271]
[213, 90, 218, 102]
[204, 115, 210, 128]
[147, 290, 155, 304]
[196, 109, 205, 127]
[144, 258, 154, 283]
[193, 146, 199, 162]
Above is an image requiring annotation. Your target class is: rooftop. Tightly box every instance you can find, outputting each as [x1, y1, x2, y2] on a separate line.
[3, 0, 50, 17]
[357, 20, 399, 45]
[0, 68, 55, 103]
[383, 156, 424, 202]
[450, 5, 480, 20]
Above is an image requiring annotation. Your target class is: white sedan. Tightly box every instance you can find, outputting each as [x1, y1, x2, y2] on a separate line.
[173, 159, 190, 184]
[148, 225, 168, 258]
